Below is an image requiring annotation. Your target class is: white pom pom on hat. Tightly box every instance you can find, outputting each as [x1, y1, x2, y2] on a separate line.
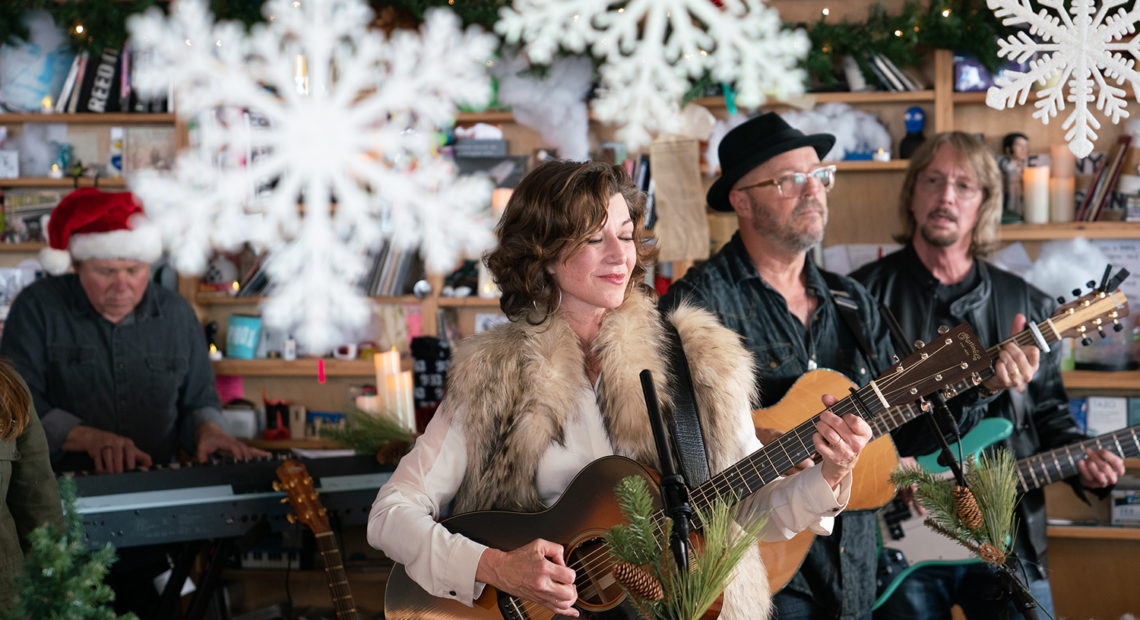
[40, 188, 163, 275]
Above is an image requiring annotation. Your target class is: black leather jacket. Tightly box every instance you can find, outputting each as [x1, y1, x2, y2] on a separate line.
[662, 233, 897, 619]
[853, 245, 1085, 578]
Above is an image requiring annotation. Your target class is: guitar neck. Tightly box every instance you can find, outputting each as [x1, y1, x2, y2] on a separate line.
[1016, 424, 1140, 492]
[314, 531, 358, 620]
[690, 380, 894, 517]
[866, 312, 1070, 441]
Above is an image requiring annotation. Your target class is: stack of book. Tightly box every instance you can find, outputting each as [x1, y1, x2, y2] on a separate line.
[1075, 135, 1134, 221]
[360, 241, 422, 297]
[54, 46, 171, 115]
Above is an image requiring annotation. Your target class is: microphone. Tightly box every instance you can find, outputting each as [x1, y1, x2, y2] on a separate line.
[640, 369, 693, 574]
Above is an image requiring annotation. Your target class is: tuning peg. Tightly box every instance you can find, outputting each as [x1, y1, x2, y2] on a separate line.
[272, 481, 282, 491]
[913, 339, 925, 349]
[1056, 296, 1066, 304]
[1072, 288, 1082, 297]
[1114, 321, 1124, 332]
[1082, 336, 1092, 346]
[1087, 280, 1096, 289]
[286, 514, 296, 524]
[937, 325, 949, 335]
[280, 497, 289, 504]
[1098, 325, 1107, 338]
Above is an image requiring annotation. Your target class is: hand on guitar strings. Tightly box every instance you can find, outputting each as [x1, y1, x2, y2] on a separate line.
[815, 394, 873, 490]
[981, 314, 1040, 394]
[476, 538, 580, 617]
[756, 427, 814, 476]
[1077, 448, 1125, 489]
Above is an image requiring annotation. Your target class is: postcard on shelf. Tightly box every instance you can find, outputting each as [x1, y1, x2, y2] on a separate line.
[0, 151, 18, 179]
[123, 126, 177, 173]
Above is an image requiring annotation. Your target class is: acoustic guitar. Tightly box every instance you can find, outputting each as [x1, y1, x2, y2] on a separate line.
[754, 274, 1130, 593]
[383, 323, 989, 619]
[274, 460, 359, 620]
[874, 420, 1140, 608]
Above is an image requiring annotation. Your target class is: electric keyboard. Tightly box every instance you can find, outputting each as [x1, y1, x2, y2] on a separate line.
[64, 454, 391, 550]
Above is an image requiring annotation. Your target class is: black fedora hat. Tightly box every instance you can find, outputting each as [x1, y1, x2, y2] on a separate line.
[707, 112, 836, 212]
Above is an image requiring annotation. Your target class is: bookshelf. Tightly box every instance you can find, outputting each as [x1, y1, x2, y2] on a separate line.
[999, 222, 1140, 241]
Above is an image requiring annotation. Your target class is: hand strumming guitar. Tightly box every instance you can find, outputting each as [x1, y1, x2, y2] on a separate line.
[476, 539, 579, 618]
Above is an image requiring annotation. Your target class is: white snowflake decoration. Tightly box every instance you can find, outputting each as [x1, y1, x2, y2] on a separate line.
[496, 0, 809, 149]
[985, 0, 1140, 158]
[127, 0, 497, 352]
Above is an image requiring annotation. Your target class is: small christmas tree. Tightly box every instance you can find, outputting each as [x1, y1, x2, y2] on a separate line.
[3, 476, 137, 620]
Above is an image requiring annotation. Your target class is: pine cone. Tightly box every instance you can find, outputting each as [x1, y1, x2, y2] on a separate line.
[954, 485, 984, 530]
[978, 542, 1005, 565]
[614, 562, 663, 602]
[376, 439, 410, 464]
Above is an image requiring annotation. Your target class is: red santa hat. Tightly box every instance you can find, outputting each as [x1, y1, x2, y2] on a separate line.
[40, 188, 163, 275]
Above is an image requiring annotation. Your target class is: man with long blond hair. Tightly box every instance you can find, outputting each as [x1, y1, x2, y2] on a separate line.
[853, 132, 1123, 618]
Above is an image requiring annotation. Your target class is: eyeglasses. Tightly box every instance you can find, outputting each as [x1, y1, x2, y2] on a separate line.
[734, 165, 837, 198]
[915, 172, 982, 199]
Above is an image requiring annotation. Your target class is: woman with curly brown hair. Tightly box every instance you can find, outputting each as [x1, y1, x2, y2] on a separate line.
[0, 358, 63, 605]
[368, 160, 871, 619]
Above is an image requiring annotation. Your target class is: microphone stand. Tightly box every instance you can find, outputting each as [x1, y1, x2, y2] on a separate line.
[879, 306, 1039, 618]
[640, 369, 693, 574]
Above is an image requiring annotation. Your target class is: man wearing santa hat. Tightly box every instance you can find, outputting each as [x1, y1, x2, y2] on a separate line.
[0, 188, 268, 616]
[0, 188, 264, 473]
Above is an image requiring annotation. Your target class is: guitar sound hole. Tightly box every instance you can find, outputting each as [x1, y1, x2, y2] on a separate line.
[567, 535, 625, 611]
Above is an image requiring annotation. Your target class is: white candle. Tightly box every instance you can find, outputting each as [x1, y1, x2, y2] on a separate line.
[387, 370, 415, 431]
[1023, 165, 1050, 223]
[374, 347, 401, 418]
[1051, 144, 1076, 179]
[1050, 176, 1075, 223]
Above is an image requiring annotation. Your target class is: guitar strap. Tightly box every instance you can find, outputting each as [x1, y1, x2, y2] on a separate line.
[821, 270, 877, 372]
[661, 318, 712, 487]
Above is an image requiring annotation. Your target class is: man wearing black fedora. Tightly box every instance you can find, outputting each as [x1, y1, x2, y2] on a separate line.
[660, 111, 896, 619]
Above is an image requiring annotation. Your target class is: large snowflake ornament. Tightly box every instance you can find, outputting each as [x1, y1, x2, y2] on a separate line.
[497, 0, 809, 149]
[985, 0, 1140, 158]
[127, 0, 497, 352]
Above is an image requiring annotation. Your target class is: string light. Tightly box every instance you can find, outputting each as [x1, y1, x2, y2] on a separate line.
[942, 9, 952, 17]
[73, 24, 84, 35]
[822, 8, 830, 17]
[894, 29, 903, 37]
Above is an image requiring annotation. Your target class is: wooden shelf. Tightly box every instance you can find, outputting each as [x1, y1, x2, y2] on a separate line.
[1000, 222, 1140, 241]
[0, 113, 176, 125]
[0, 177, 127, 188]
[831, 159, 910, 172]
[1062, 370, 1140, 391]
[213, 358, 377, 377]
[456, 109, 516, 124]
[196, 294, 418, 305]
[1047, 525, 1140, 541]
[221, 568, 389, 582]
[437, 296, 502, 308]
[0, 242, 46, 252]
[239, 438, 346, 450]
[952, 91, 991, 104]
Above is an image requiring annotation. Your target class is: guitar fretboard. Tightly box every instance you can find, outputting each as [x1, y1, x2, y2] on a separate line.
[315, 531, 358, 620]
[1017, 425, 1140, 492]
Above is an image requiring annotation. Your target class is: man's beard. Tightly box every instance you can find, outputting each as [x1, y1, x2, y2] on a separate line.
[750, 196, 827, 252]
[919, 210, 961, 248]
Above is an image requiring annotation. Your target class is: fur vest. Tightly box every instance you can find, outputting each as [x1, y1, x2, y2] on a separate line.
[445, 291, 772, 619]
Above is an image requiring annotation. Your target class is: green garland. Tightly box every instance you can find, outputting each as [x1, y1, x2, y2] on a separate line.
[802, 0, 1008, 90]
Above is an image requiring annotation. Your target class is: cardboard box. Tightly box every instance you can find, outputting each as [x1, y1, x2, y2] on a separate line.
[1111, 490, 1140, 526]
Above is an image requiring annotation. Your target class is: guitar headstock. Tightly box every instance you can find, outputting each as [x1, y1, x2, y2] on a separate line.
[1052, 268, 1130, 345]
[273, 460, 330, 535]
[875, 323, 991, 408]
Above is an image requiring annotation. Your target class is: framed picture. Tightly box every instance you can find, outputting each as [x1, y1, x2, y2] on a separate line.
[0, 150, 18, 179]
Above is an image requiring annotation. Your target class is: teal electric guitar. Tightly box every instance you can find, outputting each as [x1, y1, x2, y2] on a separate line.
[875, 421, 1140, 608]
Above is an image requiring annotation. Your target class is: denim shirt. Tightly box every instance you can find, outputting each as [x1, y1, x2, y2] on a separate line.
[661, 232, 897, 619]
[0, 275, 224, 469]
